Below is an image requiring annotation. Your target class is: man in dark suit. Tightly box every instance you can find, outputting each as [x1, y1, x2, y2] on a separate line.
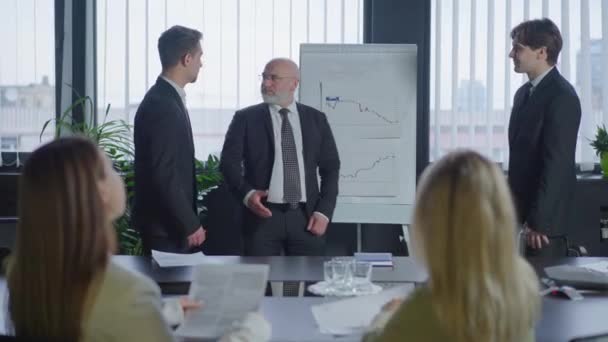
[133, 26, 206, 253]
[220, 58, 340, 256]
[508, 18, 581, 257]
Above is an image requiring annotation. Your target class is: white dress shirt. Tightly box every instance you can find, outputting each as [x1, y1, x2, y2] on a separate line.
[243, 101, 328, 221]
[266, 102, 307, 204]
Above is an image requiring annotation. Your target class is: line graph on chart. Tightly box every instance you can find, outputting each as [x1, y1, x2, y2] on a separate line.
[340, 154, 396, 179]
[325, 96, 399, 124]
[338, 149, 399, 198]
[319, 81, 401, 127]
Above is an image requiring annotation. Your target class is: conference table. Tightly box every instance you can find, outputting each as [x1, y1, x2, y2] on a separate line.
[259, 257, 608, 342]
[114, 255, 608, 342]
[531, 257, 608, 342]
[259, 289, 608, 342]
[0, 256, 607, 341]
[112, 255, 428, 295]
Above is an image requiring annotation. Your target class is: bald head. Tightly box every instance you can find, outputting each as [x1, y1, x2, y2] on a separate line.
[265, 58, 300, 80]
[261, 58, 300, 107]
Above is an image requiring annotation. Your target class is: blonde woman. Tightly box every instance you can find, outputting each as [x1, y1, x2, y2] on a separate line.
[364, 150, 540, 342]
[6, 137, 269, 342]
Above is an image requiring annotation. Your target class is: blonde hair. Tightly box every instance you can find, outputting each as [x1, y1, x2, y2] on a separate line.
[412, 150, 539, 342]
[7, 137, 111, 342]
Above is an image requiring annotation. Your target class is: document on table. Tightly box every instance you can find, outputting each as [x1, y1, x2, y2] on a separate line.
[545, 261, 608, 284]
[151, 250, 206, 267]
[311, 284, 415, 335]
[174, 263, 269, 339]
[579, 261, 608, 274]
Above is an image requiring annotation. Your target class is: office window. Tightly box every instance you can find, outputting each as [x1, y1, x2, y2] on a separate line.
[1, 137, 19, 152]
[0, 0, 55, 154]
[97, 0, 364, 160]
[430, 0, 608, 166]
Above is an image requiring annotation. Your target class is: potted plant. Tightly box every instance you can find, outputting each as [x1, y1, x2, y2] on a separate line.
[42, 95, 142, 254]
[43, 94, 226, 254]
[590, 124, 608, 177]
[195, 154, 223, 221]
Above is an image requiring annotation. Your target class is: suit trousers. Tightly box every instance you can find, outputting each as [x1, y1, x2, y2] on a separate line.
[244, 205, 326, 256]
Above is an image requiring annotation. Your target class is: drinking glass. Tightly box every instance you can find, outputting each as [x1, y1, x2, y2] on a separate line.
[352, 261, 373, 292]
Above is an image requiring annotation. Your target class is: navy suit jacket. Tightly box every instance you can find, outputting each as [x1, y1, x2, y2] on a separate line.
[133, 77, 199, 246]
[508, 68, 581, 235]
[220, 102, 340, 221]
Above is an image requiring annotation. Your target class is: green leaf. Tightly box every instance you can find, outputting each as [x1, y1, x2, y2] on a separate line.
[42, 93, 141, 255]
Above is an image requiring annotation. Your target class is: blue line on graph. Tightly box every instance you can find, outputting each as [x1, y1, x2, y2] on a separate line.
[340, 155, 396, 179]
[325, 96, 399, 124]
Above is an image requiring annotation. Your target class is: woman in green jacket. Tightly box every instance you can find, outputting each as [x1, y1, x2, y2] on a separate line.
[364, 150, 540, 342]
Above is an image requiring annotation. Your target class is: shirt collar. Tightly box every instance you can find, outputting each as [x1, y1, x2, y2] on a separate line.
[529, 66, 554, 89]
[160, 75, 187, 101]
[269, 101, 298, 115]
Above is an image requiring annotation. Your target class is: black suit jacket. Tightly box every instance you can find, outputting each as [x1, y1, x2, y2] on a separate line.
[508, 68, 581, 235]
[220, 102, 340, 220]
[133, 77, 199, 245]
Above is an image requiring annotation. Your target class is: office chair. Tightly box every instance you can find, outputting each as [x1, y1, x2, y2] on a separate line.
[518, 231, 588, 257]
[549, 235, 588, 257]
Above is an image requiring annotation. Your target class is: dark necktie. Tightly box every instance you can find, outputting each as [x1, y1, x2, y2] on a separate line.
[522, 82, 533, 106]
[279, 108, 302, 206]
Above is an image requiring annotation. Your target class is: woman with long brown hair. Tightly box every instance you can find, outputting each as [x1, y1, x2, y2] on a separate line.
[364, 150, 540, 342]
[6, 137, 269, 342]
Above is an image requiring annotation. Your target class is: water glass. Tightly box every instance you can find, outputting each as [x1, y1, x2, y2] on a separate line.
[323, 260, 337, 285]
[331, 257, 355, 291]
[352, 261, 373, 292]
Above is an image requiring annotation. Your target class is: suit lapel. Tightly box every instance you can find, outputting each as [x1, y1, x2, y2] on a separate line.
[509, 87, 528, 142]
[157, 77, 187, 115]
[296, 103, 311, 167]
[156, 77, 194, 148]
[261, 104, 275, 149]
[509, 68, 558, 143]
[260, 102, 310, 167]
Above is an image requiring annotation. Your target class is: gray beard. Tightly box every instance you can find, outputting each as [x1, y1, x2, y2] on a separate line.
[262, 92, 293, 106]
[262, 94, 280, 105]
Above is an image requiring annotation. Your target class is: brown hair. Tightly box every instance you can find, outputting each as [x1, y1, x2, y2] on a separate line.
[158, 25, 202, 70]
[7, 137, 111, 342]
[510, 18, 563, 65]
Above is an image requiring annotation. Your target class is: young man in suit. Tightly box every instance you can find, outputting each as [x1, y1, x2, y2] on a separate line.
[133, 25, 206, 253]
[220, 58, 340, 256]
[508, 18, 581, 257]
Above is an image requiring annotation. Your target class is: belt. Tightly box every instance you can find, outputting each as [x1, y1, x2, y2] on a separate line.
[266, 202, 304, 212]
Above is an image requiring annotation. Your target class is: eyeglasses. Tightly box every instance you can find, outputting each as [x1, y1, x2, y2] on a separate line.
[259, 73, 296, 82]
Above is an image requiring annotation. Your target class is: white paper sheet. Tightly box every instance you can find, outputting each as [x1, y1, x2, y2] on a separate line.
[545, 261, 608, 285]
[580, 261, 608, 274]
[311, 284, 414, 335]
[174, 263, 269, 339]
[151, 249, 206, 267]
